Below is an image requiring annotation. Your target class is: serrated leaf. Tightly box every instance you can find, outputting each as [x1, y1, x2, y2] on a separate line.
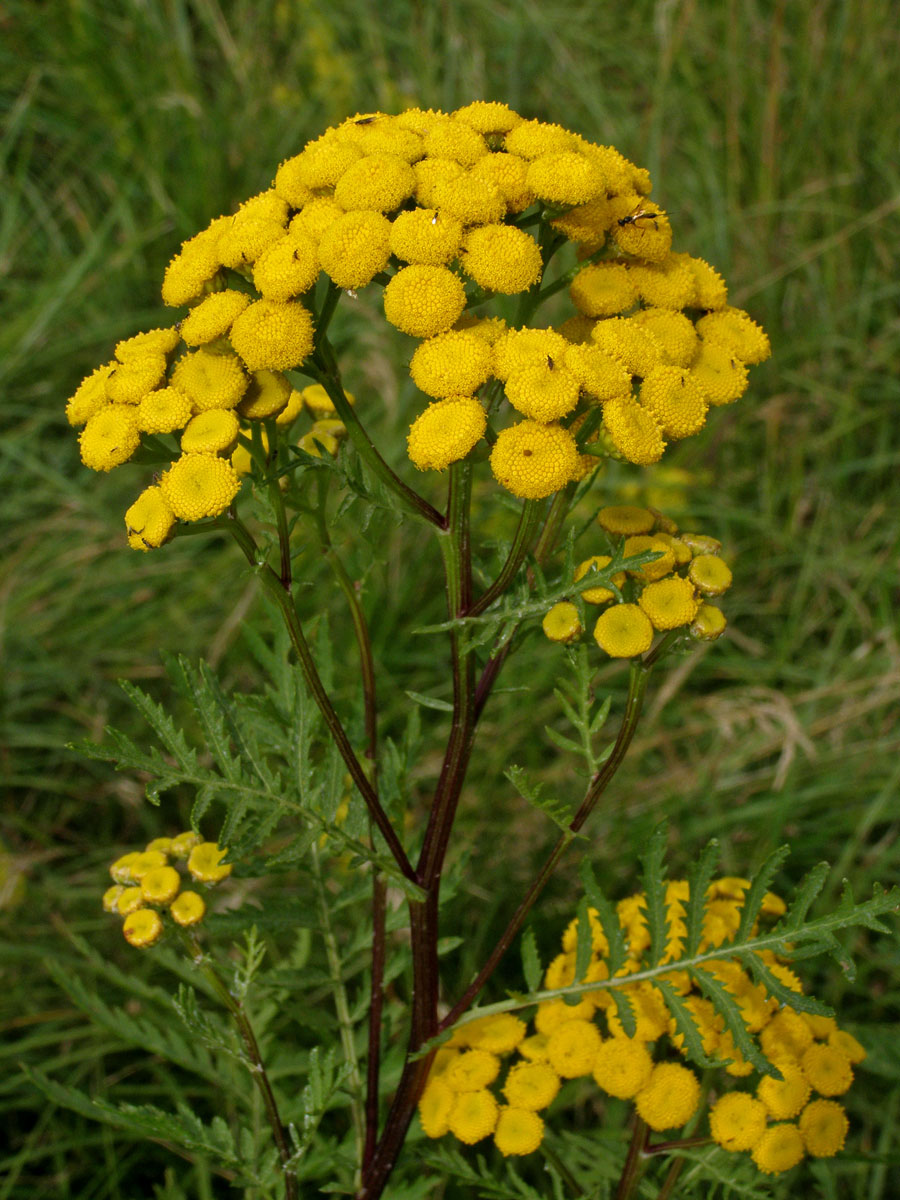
[543, 725, 583, 755]
[573, 895, 593, 988]
[737, 952, 833, 1016]
[778, 862, 830, 932]
[691, 966, 779, 1077]
[504, 764, 574, 835]
[685, 839, 721, 956]
[609, 989, 636, 1038]
[654, 979, 720, 1068]
[520, 928, 542, 994]
[580, 860, 626, 973]
[640, 821, 669, 965]
[735, 845, 791, 942]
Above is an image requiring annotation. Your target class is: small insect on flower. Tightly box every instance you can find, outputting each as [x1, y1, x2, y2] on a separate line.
[617, 206, 669, 231]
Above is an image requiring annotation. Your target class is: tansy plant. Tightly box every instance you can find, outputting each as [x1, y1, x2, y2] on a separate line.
[43, 103, 897, 1199]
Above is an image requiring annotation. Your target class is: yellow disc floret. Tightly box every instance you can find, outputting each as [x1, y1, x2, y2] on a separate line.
[751, 1124, 805, 1174]
[383, 265, 467, 339]
[445, 1050, 501, 1092]
[798, 1099, 848, 1157]
[490, 421, 579, 499]
[123, 908, 164, 948]
[407, 397, 486, 471]
[689, 341, 750, 406]
[79, 406, 141, 472]
[229, 300, 314, 372]
[171, 350, 248, 412]
[757, 1062, 811, 1119]
[180, 290, 251, 347]
[697, 307, 771, 364]
[238, 370, 292, 419]
[125, 486, 176, 551]
[570, 263, 639, 318]
[66, 363, 115, 426]
[448, 1090, 499, 1144]
[170, 890, 207, 926]
[389, 208, 463, 266]
[635, 1063, 701, 1131]
[639, 366, 708, 439]
[542, 602, 583, 643]
[493, 1107, 544, 1157]
[505, 360, 581, 422]
[574, 556, 624, 604]
[502, 1062, 561, 1111]
[140, 866, 181, 904]
[461, 225, 543, 295]
[598, 506, 656, 535]
[601, 395, 666, 465]
[689, 554, 733, 596]
[410, 330, 493, 398]
[252, 232, 320, 301]
[418, 1078, 455, 1139]
[638, 576, 699, 630]
[180, 408, 240, 454]
[187, 841, 233, 884]
[138, 386, 192, 434]
[591, 1037, 653, 1099]
[160, 454, 241, 520]
[333, 154, 416, 212]
[801, 1044, 853, 1096]
[593, 604, 654, 658]
[709, 1092, 768, 1151]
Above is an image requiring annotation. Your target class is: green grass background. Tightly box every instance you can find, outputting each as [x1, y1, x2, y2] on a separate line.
[2, 0, 899, 1195]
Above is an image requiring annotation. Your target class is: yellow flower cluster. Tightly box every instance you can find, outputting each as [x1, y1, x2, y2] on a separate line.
[66, 105, 769, 539]
[101, 832, 232, 948]
[542, 504, 731, 654]
[420, 877, 863, 1176]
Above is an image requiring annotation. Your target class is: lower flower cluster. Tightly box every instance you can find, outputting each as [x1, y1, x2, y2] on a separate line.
[542, 503, 731, 656]
[101, 832, 232, 947]
[418, 877, 864, 1176]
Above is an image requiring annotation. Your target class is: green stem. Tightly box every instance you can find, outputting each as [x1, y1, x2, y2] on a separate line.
[615, 1118, 649, 1200]
[305, 346, 443, 527]
[314, 278, 343, 351]
[467, 498, 542, 617]
[310, 843, 366, 1174]
[182, 935, 297, 1200]
[540, 1140, 585, 1197]
[221, 515, 415, 885]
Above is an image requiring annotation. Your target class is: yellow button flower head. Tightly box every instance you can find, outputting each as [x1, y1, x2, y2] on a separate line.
[606, 985, 671, 1041]
[630, 255, 697, 310]
[635, 1063, 701, 1131]
[302, 383, 356, 414]
[418, 1078, 455, 1138]
[563, 343, 631, 399]
[469, 152, 534, 213]
[598, 505, 656, 535]
[332, 154, 415, 212]
[493, 1107, 544, 1157]
[170, 890, 206, 926]
[757, 1061, 811, 1119]
[432, 173, 506, 226]
[102, 885, 124, 912]
[289, 198, 344, 243]
[181, 409, 240, 454]
[518, 1033, 550, 1062]
[686, 555, 733, 600]
[117, 886, 145, 915]
[105, 354, 168, 405]
[217, 214, 286, 270]
[534, 997, 596, 1035]
[601, 395, 667, 466]
[229, 300, 315, 372]
[453, 100, 522, 135]
[115, 328, 181, 362]
[502, 1062, 561, 1111]
[413, 157, 465, 207]
[575, 556, 624, 605]
[691, 604, 727, 643]
[526, 152, 605, 206]
[161, 218, 228, 306]
[448, 1089, 499, 1144]
[709, 1092, 768, 1151]
[490, 420, 578, 499]
[410, 330, 493, 398]
[461, 225, 543, 295]
[465, 1013, 528, 1053]
[611, 204, 673, 262]
[751, 1123, 805, 1174]
[140, 865, 181, 905]
[542, 601, 583, 643]
[252, 232, 320, 301]
[639, 366, 708, 439]
[422, 118, 487, 166]
[123, 908, 164, 948]
[689, 341, 749, 406]
[505, 360, 581, 422]
[271, 156, 314, 208]
[591, 1036, 653, 1099]
[109, 852, 142, 883]
[804, 1013, 838, 1040]
[138, 386, 192, 434]
[160, 454, 241, 521]
[407, 397, 486, 471]
[275, 388, 305, 428]
[798, 1099, 848, 1157]
[493, 328, 570, 381]
[187, 841, 233, 884]
[338, 114, 425, 161]
[763, 1010, 814, 1060]
[546, 1019, 602, 1078]
[592, 317, 664, 377]
[445, 1050, 501, 1092]
[125, 486, 176, 551]
[623, 535, 675, 581]
[697, 307, 771, 364]
[828, 1029, 865, 1064]
[238, 370, 292, 419]
[505, 119, 575, 160]
[171, 349, 248, 411]
[316, 208, 392, 288]
[672, 252, 728, 310]
[551, 196, 611, 251]
[383, 265, 467, 339]
[66, 363, 116, 426]
[180, 290, 251, 347]
[169, 830, 202, 858]
[593, 604, 654, 658]
[801, 1044, 853, 1096]
[389, 208, 463, 266]
[638, 576, 699, 630]
[631, 308, 699, 367]
[285, 137, 363, 191]
[570, 262, 639, 318]
[79, 406, 141, 471]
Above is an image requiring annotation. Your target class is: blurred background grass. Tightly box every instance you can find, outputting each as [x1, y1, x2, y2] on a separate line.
[2, 0, 899, 1195]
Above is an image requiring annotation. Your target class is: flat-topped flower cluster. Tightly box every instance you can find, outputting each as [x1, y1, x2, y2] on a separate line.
[418, 877, 864, 1175]
[64, 103, 769, 549]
